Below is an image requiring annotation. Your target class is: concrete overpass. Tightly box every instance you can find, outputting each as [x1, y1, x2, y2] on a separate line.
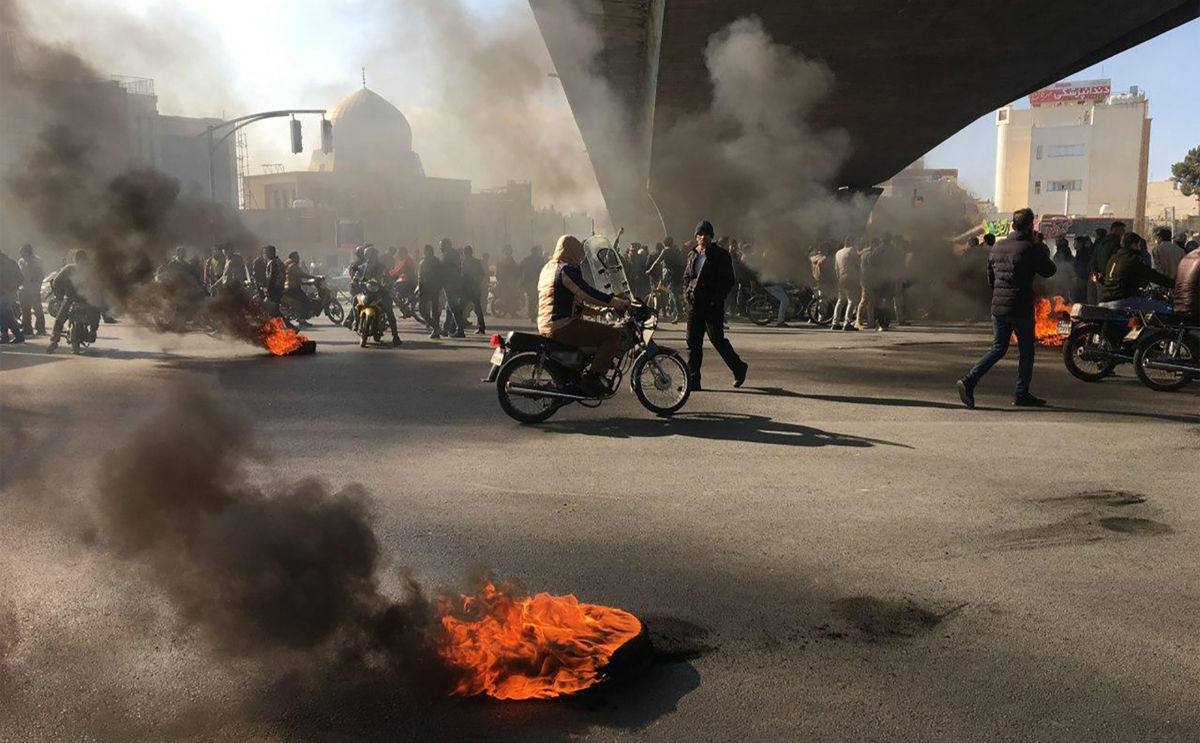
[530, 0, 1199, 239]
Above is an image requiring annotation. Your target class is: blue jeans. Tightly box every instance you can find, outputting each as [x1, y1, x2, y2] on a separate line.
[1099, 297, 1171, 313]
[965, 314, 1036, 397]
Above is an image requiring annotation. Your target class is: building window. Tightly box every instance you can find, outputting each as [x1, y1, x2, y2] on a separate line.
[1047, 179, 1083, 192]
[998, 110, 1008, 122]
[1048, 144, 1085, 157]
[1034, 180, 1041, 195]
[1035, 145, 1043, 160]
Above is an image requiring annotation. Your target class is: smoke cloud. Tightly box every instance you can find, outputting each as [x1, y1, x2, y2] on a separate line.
[367, 0, 608, 212]
[650, 17, 871, 280]
[1, 0, 272, 342]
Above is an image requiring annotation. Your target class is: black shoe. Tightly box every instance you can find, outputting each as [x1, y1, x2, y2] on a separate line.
[577, 374, 608, 398]
[843, 325, 859, 332]
[392, 336, 402, 347]
[428, 330, 440, 339]
[474, 328, 486, 335]
[956, 378, 975, 409]
[1013, 394, 1047, 408]
[8, 335, 25, 345]
[733, 363, 748, 388]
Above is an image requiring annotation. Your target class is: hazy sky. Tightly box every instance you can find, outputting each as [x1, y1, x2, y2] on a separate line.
[25, 1, 1200, 207]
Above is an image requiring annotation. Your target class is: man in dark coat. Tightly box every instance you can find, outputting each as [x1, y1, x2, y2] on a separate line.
[957, 208, 1057, 408]
[418, 244, 442, 339]
[683, 220, 747, 389]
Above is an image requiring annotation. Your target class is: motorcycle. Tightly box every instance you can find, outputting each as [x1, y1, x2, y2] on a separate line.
[392, 280, 421, 320]
[485, 301, 692, 424]
[1132, 312, 1198, 392]
[644, 276, 680, 324]
[353, 279, 394, 348]
[281, 276, 344, 326]
[807, 287, 836, 327]
[1061, 304, 1144, 382]
[746, 283, 814, 326]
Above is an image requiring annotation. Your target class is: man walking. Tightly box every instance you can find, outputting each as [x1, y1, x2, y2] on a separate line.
[17, 243, 46, 336]
[957, 208, 1057, 409]
[418, 244, 442, 339]
[832, 237, 860, 331]
[461, 245, 487, 334]
[684, 220, 747, 390]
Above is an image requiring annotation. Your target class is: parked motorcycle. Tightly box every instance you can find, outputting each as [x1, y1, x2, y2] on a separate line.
[746, 284, 814, 326]
[281, 276, 344, 326]
[1132, 312, 1198, 391]
[1061, 303, 1143, 382]
[484, 301, 691, 424]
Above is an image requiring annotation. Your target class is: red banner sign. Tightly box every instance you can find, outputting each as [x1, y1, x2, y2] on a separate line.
[1030, 79, 1111, 106]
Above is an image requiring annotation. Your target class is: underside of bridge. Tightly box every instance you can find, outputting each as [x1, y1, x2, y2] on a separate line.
[530, 0, 1198, 239]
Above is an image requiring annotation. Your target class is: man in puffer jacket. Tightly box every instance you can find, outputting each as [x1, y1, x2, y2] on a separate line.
[956, 208, 1056, 409]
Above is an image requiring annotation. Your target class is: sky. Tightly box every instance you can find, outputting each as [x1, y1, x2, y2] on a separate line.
[21, 1, 1200, 207]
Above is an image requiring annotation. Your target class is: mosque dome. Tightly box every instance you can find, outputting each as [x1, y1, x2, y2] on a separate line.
[310, 87, 424, 177]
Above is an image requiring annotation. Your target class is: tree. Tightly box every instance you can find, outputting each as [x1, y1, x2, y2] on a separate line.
[1170, 146, 1200, 211]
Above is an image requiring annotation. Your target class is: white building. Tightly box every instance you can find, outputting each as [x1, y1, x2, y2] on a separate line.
[994, 80, 1150, 225]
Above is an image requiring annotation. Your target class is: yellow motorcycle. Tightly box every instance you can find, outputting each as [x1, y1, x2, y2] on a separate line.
[353, 279, 390, 348]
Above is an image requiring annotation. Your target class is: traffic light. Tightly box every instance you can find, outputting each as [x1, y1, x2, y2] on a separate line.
[290, 118, 303, 154]
[320, 118, 334, 154]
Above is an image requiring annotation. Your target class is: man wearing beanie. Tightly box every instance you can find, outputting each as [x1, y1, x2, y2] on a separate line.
[682, 220, 747, 389]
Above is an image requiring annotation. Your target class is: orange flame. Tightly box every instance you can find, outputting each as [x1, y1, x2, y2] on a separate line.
[260, 318, 310, 356]
[1034, 295, 1072, 347]
[437, 581, 642, 700]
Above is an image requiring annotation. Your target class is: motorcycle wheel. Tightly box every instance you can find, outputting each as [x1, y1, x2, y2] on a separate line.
[632, 351, 691, 416]
[808, 297, 834, 326]
[70, 320, 82, 355]
[747, 295, 774, 326]
[496, 353, 561, 424]
[1133, 332, 1198, 392]
[325, 300, 345, 325]
[1063, 327, 1116, 382]
[359, 315, 373, 348]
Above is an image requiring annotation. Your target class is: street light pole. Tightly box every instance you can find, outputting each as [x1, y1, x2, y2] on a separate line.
[202, 109, 328, 203]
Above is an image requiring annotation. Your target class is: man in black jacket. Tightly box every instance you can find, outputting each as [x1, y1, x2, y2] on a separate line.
[957, 208, 1057, 408]
[1099, 232, 1173, 312]
[683, 220, 747, 389]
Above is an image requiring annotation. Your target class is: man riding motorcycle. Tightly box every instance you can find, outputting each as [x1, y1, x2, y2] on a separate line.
[343, 244, 369, 330]
[537, 235, 630, 397]
[283, 250, 316, 327]
[47, 250, 101, 354]
[1099, 232, 1174, 313]
[357, 246, 402, 346]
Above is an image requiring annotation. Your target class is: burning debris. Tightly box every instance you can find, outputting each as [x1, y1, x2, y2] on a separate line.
[260, 318, 315, 356]
[437, 580, 645, 700]
[92, 387, 644, 702]
[1031, 296, 1073, 347]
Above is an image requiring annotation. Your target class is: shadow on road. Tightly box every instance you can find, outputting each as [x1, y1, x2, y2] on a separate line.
[544, 412, 911, 449]
[721, 386, 963, 411]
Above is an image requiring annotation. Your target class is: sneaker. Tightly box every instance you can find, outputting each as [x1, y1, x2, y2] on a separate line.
[844, 325, 859, 332]
[830, 323, 842, 330]
[453, 330, 466, 338]
[956, 378, 975, 409]
[428, 330, 440, 339]
[474, 328, 486, 335]
[733, 362, 748, 388]
[1013, 394, 1047, 408]
[46, 340, 58, 354]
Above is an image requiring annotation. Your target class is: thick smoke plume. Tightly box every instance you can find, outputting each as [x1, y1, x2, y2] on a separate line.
[652, 17, 871, 279]
[1, 0, 268, 342]
[96, 387, 436, 668]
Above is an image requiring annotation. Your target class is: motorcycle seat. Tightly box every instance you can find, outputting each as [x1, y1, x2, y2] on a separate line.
[505, 331, 594, 355]
[1070, 304, 1131, 322]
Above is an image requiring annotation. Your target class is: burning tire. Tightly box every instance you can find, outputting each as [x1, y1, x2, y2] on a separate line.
[631, 351, 691, 416]
[1134, 332, 1198, 392]
[496, 353, 561, 424]
[1063, 327, 1116, 382]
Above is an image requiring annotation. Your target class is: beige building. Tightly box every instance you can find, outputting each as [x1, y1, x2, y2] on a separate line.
[995, 80, 1150, 226]
[1145, 178, 1199, 223]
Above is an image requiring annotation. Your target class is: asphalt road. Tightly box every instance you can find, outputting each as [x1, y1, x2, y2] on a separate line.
[2, 314, 1197, 742]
